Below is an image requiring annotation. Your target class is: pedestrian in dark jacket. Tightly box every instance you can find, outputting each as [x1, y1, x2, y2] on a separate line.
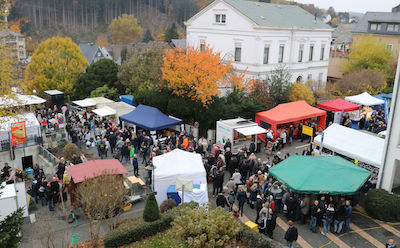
[132, 154, 139, 176]
[216, 192, 230, 209]
[310, 200, 320, 233]
[334, 203, 346, 233]
[45, 183, 54, 211]
[237, 187, 247, 217]
[255, 193, 264, 223]
[284, 220, 298, 248]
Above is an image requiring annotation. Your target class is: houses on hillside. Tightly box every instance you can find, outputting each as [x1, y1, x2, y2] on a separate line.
[185, 0, 333, 87]
[79, 43, 112, 64]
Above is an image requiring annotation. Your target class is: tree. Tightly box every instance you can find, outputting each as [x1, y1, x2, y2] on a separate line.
[142, 29, 154, 42]
[164, 23, 179, 43]
[288, 82, 315, 105]
[109, 14, 143, 44]
[0, 208, 24, 248]
[24, 36, 88, 95]
[334, 69, 386, 96]
[118, 44, 166, 92]
[343, 36, 394, 82]
[96, 34, 109, 47]
[120, 47, 128, 64]
[75, 59, 120, 99]
[143, 193, 160, 222]
[90, 85, 119, 101]
[162, 45, 249, 106]
[305, 80, 326, 103]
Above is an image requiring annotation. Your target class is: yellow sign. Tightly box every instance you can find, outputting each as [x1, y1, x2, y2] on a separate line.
[302, 125, 313, 137]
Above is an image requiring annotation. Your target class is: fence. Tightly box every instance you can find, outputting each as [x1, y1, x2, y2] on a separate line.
[38, 145, 60, 166]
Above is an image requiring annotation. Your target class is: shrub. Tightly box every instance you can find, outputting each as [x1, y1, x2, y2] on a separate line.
[62, 143, 80, 161]
[173, 206, 242, 248]
[239, 222, 273, 248]
[160, 199, 176, 213]
[365, 189, 400, 221]
[164, 201, 199, 218]
[103, 215, 173, 248]
[143, 193, 160, 222]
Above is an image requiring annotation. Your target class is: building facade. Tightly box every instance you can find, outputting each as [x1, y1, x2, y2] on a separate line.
[353, 8, 400, 58]
[185, 0, 333, 86]
[79, 43, 112, 64]
[0, 29, 26, 61]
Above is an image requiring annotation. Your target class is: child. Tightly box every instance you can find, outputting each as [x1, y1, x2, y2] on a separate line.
[227, 190, 235, 211]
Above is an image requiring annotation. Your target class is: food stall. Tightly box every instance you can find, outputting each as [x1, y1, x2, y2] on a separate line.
[317, 98, 360, 124]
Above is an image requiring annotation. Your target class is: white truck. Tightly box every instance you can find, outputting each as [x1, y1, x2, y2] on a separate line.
[0, 182, 29, 221]
[216, 118, 267, 153]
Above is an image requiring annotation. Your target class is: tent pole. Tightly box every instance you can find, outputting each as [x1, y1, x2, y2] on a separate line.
[182, 185, 184, 204]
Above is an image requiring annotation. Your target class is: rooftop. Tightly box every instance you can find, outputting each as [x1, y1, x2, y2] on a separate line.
[0, 28, 24, 38]
[353, 11, 400, 34]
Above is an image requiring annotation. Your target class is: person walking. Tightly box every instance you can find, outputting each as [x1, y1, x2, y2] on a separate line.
[310, 200, 320, 233]
[284, 220, 298, 248]
[344, 200, 352, 233]
[45, 183, 54, 211]
[237, 186, 247, 217]
[132, 154, 139, 176]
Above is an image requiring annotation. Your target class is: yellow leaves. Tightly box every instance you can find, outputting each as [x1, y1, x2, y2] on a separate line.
[24, 36, 88, 95]
[161, 45, 249, 107]
[288, 82, 315, 105]
[96, 34, 109, 47]
[109, 14, 143, 45]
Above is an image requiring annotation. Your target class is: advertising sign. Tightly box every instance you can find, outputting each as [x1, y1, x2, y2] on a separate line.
[11, 121, 27, 146]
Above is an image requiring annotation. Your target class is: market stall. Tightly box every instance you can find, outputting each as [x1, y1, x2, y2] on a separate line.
[317, 98, 360, 124]
[344, 92, 384, 106]
[269, 156, 371, 195]
[0, 94, 46, 111]
[314, 123, 384, 170]
[84, 97, 114, 108]
[255, 101, 326, 141]
[103, 102, 136, 123]
[72, 99, 96, 109]
[92, 106, 116, 118]
[216, 118, 267, 152]
[0, 113, 41, 147]
[153, 149, 208, 206]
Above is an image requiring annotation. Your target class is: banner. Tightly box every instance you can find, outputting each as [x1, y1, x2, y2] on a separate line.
[11, 121, 27, 146]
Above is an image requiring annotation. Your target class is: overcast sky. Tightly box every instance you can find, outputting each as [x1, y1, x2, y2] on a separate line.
[295, 0, 399, 13]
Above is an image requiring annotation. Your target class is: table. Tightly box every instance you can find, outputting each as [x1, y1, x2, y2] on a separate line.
[127, 176, 145, 186]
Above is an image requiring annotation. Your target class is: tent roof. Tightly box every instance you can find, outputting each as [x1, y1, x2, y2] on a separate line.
[44, 90, 63, 95]
[106, 102, 136, 112]
[374, 93, 392, 100]
[256, 101, 326, 124]
[235, 125, 267, 136]
[317, 99, 360, 112]
[72, 99, 96, 107]
[92, 107, 116, 117]
[0, 113, 39, 131]
[314, 123, 384, 168]
[269, 156, 371, 195]
[153, 149, 206, 180]
[344, 92, 384, 106]
[119, 104, 182, 130]
[68, 159, 128, 183]
[84, 97, 114, 105]
[0, 94, 46, 108]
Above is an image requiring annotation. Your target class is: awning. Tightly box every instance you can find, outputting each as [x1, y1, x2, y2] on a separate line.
[72, 99, 96, 107]
[92, 107, 116, 117]
[314, 123, 384, 168]
[344, 92, 384, 106]
[317, 99, 360, 112]
[235, 125, 267, 136]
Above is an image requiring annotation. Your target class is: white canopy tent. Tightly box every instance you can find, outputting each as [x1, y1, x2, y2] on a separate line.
[235, 125, 267, 136]
[314, 124, 384, 168]
[84, 97, 114, 108]
[106, 102, 136, 123]
[0, 113, 41, 142]
[72, 99, 96, 108]
[0, 94, 46, 108]
[92, 107, 116, 117]
[344, 92, 384, 106]
[153, 149, 208, 206]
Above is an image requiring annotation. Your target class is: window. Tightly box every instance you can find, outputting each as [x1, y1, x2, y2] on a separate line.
[387, 24, 394, 32]
[278, 45, 285, 63]
[320, 45, 325, 60]
[200, 40, 205, 52]
[234, 43, 241, 62]
[309, 45, 314, 61]
[298, 44, 304, 62]
[395, 24, 399, 32]
[307, 74, 312, 81]
[318, 72, 323, 83]
[263, 46, 269, 64]
[215, 14, 226, 24]
[387, 44, 393, 51]
[370, 23, 381, 31]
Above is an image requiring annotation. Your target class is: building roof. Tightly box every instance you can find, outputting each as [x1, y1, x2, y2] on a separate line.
[0, 29, 24, 38]
[332, 24, 357, 45]
[171, 39, 186, 48]
[79, 43, 101, 64]
[68, 159, 128, 183]
[317, 98, 360, 112]
[223, 0, 331, 30]
[44, 90, 63, 95]
[353, 11, 400, 34]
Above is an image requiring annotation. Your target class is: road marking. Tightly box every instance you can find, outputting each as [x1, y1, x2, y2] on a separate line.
[350, 223, 385, 248]
[276, 217, 313, 248]
[325, 232, 351, 248]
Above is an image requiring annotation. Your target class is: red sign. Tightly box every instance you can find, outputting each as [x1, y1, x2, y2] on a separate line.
[11, 121, 27, 146]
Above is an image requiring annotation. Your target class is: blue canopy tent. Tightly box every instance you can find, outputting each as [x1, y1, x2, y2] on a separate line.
[373, 93, 392, 123]
[119, 95, 136, 106]
[119, 104, 182, 130]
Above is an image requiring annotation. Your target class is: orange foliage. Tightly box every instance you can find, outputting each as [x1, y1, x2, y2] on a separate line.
[96, 34, 109, 47]
[161, 45, 251, 106]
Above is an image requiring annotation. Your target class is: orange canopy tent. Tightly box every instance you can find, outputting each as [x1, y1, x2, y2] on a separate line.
[255, 101, 327, 142]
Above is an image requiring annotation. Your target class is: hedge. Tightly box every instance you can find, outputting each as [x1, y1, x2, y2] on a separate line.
[103, 215, 173, 248]
[365, 189, 400, 221]
[238, 222, 285, 248]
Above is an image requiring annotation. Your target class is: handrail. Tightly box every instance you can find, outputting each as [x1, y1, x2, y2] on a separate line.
[38, 145, 60, 166]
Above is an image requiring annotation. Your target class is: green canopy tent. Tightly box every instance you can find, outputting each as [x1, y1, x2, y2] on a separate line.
[269, 156, 371, 195]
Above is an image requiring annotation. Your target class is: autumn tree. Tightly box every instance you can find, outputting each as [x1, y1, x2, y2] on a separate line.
[96, 34, 109, 47]
[343, 36, 394, 82]
[24, 36, 88, 95]
[109, 14, 143, 44]
[119, 44, 166, 92]
[334, 69, 386, 96]
[90, 85, 119, 101]
[305, 80, 326, 103]
[75, 59, 121, 99]
[288, 82, 315, 105]
[162, 45, 249, 106]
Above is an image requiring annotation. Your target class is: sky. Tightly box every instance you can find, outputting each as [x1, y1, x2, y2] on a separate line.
[294, 0, 400, 13]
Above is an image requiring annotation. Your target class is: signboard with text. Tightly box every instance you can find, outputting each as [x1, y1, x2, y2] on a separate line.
[11, 121, 27, 146]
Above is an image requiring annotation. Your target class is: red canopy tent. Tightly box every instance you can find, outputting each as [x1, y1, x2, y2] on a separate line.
[317, 99, 360, 112]
[255, 101, 327, 142]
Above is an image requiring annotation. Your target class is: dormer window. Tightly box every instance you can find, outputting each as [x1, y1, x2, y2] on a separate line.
[370, 23, 381, 31]
[215, 14, 226, 24]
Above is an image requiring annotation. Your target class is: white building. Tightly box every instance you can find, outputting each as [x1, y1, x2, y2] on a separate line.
[185, 0, 333, 86]
[379, 55, 400, 193]
[0, 29, 26, 61]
